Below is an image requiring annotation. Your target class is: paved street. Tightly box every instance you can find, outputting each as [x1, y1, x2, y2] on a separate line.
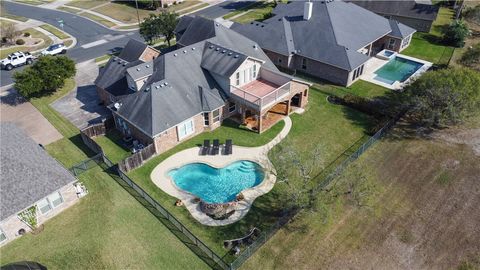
[195, 1, 255, 19]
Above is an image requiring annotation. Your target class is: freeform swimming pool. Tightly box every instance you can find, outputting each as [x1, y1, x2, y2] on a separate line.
[168, 160, 265, 204]
[374, 56, 424, 85]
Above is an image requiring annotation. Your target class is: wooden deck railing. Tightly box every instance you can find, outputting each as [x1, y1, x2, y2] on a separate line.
[230, 81, 291, 110]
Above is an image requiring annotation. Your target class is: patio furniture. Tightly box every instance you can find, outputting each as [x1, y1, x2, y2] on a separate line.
[201, 140, 210, 156]
[211, 139, 219, 155]
[224, 139, 232, 155]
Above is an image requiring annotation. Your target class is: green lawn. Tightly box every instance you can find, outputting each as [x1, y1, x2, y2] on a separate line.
[65, 0, 107, 10]
[0, 165, 209, 270]
[95, 54, 112, 63]
[167, 0, 201, 12]
[0, 28, 53, 59]
[231, 2, 275, 24]
[56, 6, 81, 14]
[126, 87, 375, 261]
[39, 24, 69, 39]
[223, 1, 266, 20]
[92, 2, 152, 24]
[178, 3, 209, 15]
[81, 12, 116, 28]
[402, 7, 455, 65]
[0, 10, 29, 22]
[94, 130, 131, 164]
[13, 0, 44, 6]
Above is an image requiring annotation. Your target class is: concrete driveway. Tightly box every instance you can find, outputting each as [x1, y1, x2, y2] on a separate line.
[0, 87, 63, 145]
[51, 60, 110, 130]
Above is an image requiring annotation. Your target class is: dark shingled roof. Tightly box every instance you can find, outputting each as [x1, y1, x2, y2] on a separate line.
[0, 123, 77, 221]
[388, 19, 416, 38]
[113, 21, 279, 137]
[117, 39, 148, 62]
[350, 0, 439, 21]
[231, 0, 415, 71]
[94, 57, 140, 97]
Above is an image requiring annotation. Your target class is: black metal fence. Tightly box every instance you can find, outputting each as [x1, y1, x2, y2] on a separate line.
[75, 110, 404, 269]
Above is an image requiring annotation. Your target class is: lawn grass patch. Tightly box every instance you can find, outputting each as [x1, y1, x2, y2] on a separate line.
[231, 2, 275, 24]
[243, 133, 480, 269]
[178, 3, 209, 15]
[402, 7, 455, 65]
[95, 54, 111, 63]
[65, 0, 107, 10]
[13, 0, 44, 6]
[81, 12, 116, 28]
[126, 87, 375, 260]
[0, 28, 53, 58]
[92, 2, 152, 24]
[167, 0, 200, 12]
[0, 10, 29, 22]
[56, 6, 81, 14]
[223, 1, 263, 20]
[94, 130, 131, 164]
[39, 24, 69, 39]
[0, 165, 209, 269]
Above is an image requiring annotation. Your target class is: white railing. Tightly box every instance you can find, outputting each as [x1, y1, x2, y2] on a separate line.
[230, 81, 291, 110]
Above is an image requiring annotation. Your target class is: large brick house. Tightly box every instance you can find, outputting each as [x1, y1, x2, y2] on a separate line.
[228, 0, 417, 87]
[95, 19, 310, 156]
[0, 123, 83, 246]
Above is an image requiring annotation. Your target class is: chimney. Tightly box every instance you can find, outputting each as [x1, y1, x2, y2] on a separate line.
[304, 1, 313, 20]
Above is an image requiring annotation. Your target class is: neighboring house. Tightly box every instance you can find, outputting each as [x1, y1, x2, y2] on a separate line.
[95, 18, 310, 156]
[0, 123, 83, 246]
[349, 0, 439, 32]
[229, 0, 416, 87]
[95, 39, 160, 105]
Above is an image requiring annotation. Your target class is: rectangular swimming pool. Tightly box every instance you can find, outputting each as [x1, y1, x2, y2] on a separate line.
[374, 56, 424, 85]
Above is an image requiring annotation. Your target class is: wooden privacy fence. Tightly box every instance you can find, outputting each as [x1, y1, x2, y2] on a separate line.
[118, 144, 156, 172]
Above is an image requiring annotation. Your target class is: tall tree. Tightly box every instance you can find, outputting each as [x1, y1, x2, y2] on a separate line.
[139, 14, 159, 44]
[442, 19, 471, 47]
[157, 11, 178, 47]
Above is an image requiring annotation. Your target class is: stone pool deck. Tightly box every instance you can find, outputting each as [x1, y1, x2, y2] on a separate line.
[150, 117, 292, 226]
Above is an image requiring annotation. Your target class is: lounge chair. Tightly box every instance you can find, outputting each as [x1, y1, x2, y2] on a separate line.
[224, 139, 232, 155]
[211, 139, 219, 155]
[201, 140, 210, 156]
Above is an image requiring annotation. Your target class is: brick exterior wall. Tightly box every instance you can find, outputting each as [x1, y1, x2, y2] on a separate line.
[0, 183, 80, 246]
[290, 81, 309, 108]
[97, 86, 113, 105]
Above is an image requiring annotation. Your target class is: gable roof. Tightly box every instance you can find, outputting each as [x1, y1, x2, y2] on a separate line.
[388, 19, 416, 38]
[231, 0, 415, 71]
[117, 39, 148, 62]
[0, 123, 77, 220]
[94, 57, 140, 97]
[350, 0, 439, 21]
[201, 41, 249, 77]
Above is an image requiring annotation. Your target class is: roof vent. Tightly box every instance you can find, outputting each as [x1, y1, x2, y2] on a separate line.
[146, 64, 150, 68]
[228, 52, 232, 56]
[253, 44, 258, 49]
[192, 47, 195, 50]
[209, 45, 214, 49]
[261, 25, 264, 27]
[174, 53, 178, 57]
[234, 55, 239, 58]
[155, 85, 160, 89]
[304, 1, 313, 21]
[112, 58, 116, 62]
[114, 102, 121, 110]
[183, 50, 187, 53]
[215, 47, 219, 51]
[222, 50, 226, 54]
[136, 68, 140, 71]
[164, 82, 168, 86]
[145, 87, 150, 92]
[215, 23, 219, 26]
[123, 62, 127, 66]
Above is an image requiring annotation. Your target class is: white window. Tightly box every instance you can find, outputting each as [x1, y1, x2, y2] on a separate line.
[37, 198, 52, 215]
[302, 58, 307, 70]
[203, 112, 209, 126]
[212, 109, 220, 123]
[401, 36, 411, 48]
[388, 38, 396, 50]
[243, 69, 248, 84]
[235, 72, 240, 86]
[177, 119, 195, 140]
[253, 64, 257, 78]
[228, 103, 236, 113]
[48, 191, 64, 208]
[37, 191, 64, 215]
[0, 228, 6, 243]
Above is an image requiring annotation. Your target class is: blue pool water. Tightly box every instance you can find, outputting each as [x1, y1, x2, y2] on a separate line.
[169, 161, 265, 203]
[374, 56, 424, 84]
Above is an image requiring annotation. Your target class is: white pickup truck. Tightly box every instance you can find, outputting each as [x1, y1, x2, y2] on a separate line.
[0, 51, 35, 71]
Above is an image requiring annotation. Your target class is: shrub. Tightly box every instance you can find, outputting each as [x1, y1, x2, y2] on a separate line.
[23, 32, 30, 37]
[16, 38, 25, 45]
[463, 5, 480, 25]
[1, 37, 7, 43]
[459, 43, 480, 69]
[442, 20, 471, 47]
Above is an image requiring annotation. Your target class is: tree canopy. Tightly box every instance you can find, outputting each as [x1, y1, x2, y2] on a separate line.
[403, 67, 480, 127]
[13, 55, 76, 98]
[442, 19, 470, 47]
[139, 11, 178, 46]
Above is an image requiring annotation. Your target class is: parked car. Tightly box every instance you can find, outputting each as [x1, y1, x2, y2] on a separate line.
[41, 43, 67, 56]
[0, 51, 35, 70]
